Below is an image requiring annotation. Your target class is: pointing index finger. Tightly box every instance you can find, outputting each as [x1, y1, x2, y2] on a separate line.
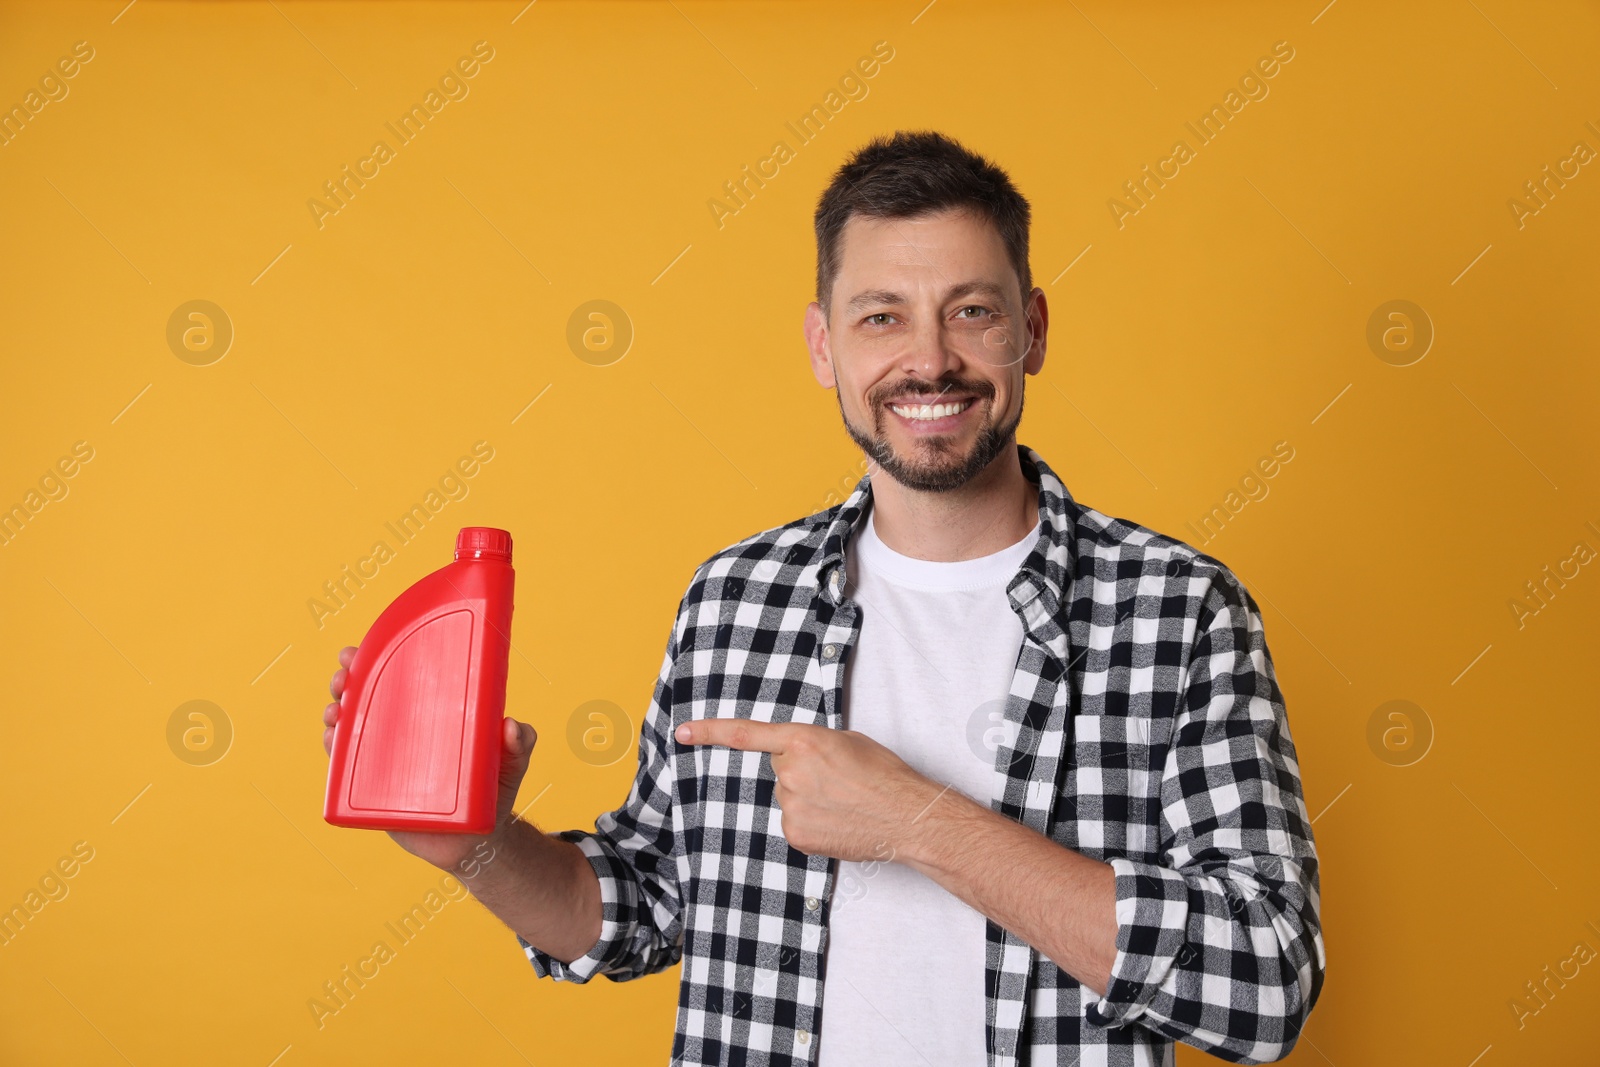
[675, 718, 789, 753]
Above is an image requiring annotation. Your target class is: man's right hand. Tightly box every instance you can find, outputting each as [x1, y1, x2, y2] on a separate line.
[323, 644, 540, 878]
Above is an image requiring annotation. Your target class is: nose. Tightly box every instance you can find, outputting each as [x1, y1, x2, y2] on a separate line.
[900, 313, 965, 383]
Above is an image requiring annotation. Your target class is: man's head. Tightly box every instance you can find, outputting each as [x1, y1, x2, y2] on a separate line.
[804, 130, 1046, 494]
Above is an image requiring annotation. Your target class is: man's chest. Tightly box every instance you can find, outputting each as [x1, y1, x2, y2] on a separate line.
[839, 575, 1026, 806]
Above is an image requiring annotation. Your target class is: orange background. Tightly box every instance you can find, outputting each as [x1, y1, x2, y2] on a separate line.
[2, 1, 1597, 1063]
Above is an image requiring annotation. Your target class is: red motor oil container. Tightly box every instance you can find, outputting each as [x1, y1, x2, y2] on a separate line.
[324, 527, 515, 834]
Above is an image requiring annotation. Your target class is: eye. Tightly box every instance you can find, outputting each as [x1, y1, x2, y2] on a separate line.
[862, 312, 896, 327]
[955, 305, 995, 320]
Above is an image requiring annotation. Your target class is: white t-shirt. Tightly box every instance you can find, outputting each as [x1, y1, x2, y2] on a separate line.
[815, 506, 1040, 1066]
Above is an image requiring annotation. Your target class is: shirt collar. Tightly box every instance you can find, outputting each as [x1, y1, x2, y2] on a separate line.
[814, 442, 1078, 616]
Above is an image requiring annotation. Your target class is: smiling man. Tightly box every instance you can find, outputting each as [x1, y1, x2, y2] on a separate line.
[323, 129, 1324, 1066]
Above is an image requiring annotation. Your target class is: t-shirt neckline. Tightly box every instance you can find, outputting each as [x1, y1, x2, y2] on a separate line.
[853, 506, 1041, 592]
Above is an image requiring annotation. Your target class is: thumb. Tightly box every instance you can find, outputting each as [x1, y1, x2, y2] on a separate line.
[501, 717, 537, 763]
[496, 718, 536, 819]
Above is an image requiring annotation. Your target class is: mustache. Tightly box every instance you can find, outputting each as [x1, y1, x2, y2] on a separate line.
[870, 378, 995, 405]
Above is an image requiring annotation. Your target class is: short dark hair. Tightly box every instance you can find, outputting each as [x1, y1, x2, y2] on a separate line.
[813, 129, 1032, 318]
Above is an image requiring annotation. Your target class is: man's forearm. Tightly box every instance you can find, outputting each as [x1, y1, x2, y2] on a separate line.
[460, 816, 603, 965]
[899, 785, 1119, 997]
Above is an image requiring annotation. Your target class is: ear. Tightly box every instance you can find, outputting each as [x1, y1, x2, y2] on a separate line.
[804, 301, 837, 389]
[1023, 286, 1048, 377]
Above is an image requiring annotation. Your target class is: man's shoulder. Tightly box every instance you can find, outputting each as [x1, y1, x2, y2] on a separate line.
[1066, 496, 1251, 610]
[678, 505, 843, 606]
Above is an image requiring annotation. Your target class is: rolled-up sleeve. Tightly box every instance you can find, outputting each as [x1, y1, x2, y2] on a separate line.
[1085, 571, 1326, 1064]
[518, 600, 688, 985]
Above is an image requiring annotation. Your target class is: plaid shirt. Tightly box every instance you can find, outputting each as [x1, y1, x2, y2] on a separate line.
[520, 443, 1325, 1066]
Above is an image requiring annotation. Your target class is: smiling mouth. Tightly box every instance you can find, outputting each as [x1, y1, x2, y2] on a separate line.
[887, 397, 977, 421]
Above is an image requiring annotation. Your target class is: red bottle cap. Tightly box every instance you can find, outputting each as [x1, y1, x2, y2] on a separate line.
[455, 527, 513, 562]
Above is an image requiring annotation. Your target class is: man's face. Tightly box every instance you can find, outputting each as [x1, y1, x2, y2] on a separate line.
[804, 207, 1047, 493]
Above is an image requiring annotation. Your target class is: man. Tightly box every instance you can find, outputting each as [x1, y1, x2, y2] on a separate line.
[322, 129, 1324, 1066]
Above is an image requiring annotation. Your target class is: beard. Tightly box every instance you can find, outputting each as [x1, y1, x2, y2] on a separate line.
[837, 377, 1023, 493]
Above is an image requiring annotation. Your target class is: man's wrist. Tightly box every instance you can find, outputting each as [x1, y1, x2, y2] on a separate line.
[451, 815, 529, 885]
[896, 778, 990, 874]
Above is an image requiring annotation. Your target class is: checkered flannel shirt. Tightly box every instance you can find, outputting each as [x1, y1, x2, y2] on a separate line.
[520, 443, 1325, 1066]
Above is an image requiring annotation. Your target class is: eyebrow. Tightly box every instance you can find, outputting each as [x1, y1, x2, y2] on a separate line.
[842, 280, 1010, 317]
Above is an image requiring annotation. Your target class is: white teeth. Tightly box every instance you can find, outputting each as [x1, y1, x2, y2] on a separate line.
[890, 398, 972, 421]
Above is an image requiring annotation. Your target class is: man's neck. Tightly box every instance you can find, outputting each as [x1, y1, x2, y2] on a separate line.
[867, 446, 1040, 563]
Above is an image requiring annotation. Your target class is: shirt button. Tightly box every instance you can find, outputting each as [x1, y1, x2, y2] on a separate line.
[797, 1029, 811, 1044]
[805, 896, 820, 911]
[822, 644, 837, 660]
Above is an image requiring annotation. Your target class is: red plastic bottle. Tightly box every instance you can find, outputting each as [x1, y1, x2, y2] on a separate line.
[324, 527, 515, 834]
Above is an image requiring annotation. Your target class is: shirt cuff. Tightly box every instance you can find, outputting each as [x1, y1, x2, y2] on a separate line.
[1085, 856, 1193, 1029]
[516, 830, 621, 984]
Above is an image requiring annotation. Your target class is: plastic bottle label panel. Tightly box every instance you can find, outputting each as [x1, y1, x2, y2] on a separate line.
[348, 609, 474, 815]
